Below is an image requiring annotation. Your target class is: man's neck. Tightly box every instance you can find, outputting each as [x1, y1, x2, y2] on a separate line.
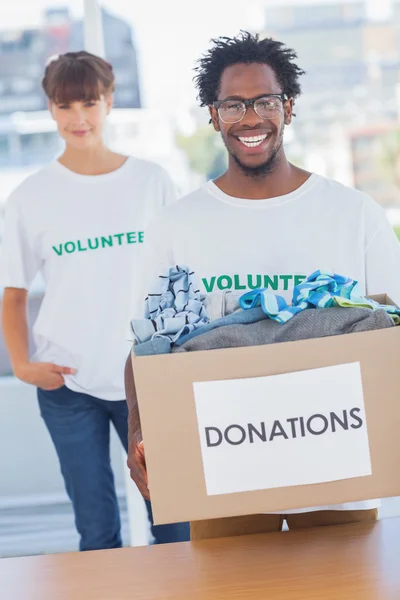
[214, 158, 312, 200]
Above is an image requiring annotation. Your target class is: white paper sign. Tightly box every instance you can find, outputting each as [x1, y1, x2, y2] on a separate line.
[193, 362, 372, 496]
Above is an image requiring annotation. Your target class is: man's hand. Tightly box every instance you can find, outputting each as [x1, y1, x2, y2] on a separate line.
[15, 362, 76, 390]
[127, 431, 150, 500]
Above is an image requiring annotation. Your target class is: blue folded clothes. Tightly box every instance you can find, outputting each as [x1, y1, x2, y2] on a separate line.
[239, 270, 400, 324]
[131, 265, 209, 344]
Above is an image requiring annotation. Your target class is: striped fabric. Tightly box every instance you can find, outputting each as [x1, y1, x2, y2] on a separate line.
[131, 265, 210, 344]
[239, 270, 400, 325]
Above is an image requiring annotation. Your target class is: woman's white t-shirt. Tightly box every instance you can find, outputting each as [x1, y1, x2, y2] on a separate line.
[1, 156, 177, 400]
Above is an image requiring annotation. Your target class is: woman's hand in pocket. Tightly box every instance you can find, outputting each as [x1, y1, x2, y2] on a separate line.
[15, 362, 76, 390]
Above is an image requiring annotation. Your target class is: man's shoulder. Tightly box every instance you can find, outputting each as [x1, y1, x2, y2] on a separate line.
[152, 183, 210, 220]
[314, 174, 380, 211]
[316, 174, 365, 198]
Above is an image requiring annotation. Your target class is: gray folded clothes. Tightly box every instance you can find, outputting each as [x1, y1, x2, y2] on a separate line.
[134, 306, 264, 356]
[173, 307, 393, 353]
[202, 290, 241, 322]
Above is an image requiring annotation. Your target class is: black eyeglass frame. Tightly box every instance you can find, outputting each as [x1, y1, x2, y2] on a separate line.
[213, 93, 289, 122]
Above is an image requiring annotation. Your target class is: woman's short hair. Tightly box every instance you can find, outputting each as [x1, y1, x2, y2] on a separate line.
[42, 51, 115, 104]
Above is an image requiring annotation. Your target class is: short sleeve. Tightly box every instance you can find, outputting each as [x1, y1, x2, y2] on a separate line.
[160, 167, 179, 208]
[0, 196, 42, 289]
[364, 197, 400, 305]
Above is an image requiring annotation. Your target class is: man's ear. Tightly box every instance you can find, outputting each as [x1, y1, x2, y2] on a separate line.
[284, 98, 294, 125]
[209, 105, 221, 132]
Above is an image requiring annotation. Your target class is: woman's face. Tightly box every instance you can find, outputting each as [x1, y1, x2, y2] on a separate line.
[49, 93, 112, 150]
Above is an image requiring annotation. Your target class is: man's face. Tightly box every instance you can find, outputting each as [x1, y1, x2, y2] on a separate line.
[210, 63, 293, 176]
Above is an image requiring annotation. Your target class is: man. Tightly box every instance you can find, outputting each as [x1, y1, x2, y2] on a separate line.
[125, 32, 400, 537]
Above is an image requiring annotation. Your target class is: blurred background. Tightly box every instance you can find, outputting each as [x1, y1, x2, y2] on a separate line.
[1, 0, 400, 557]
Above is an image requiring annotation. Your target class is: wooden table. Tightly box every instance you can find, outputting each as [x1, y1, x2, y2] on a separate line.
[2, 517, 400, 599]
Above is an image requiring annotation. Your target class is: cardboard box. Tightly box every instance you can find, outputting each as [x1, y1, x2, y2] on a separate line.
[132, 295, 400, 525]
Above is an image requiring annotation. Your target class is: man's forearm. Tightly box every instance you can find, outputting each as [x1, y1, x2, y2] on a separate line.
[124, 354, 142, 444]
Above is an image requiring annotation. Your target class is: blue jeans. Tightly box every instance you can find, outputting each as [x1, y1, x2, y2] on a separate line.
[37, 386, 189, 551]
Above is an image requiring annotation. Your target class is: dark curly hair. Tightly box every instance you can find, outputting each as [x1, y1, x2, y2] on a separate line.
[194, 32, 305, 107]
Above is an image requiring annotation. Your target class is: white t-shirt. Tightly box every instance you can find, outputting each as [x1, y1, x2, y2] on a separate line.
[1, 156, 177, 400]
[134, 173, 400, 513]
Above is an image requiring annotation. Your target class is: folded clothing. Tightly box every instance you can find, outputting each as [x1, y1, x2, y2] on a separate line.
[131, 265, 209, 344]
[173, 307, 394, 353]
[133, 306, 393, 356]
[202, 290, 241, 321]
[239, 270, 400, 325]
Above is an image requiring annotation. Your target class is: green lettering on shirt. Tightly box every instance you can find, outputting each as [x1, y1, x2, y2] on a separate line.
[127, 232, 137, 244]
[234, 275, 246, 290]
[65, 242, 76, 254]
[294, 275, 307, 286]
[101, 236, 113, 248]
[114, 233, 124, 246]
[248, 274, 262, 289]
[88, 238, 99, 250]
[51, 231, 145, 256]
[264, 275, 279, 291]
[201, 274, 307, 293]
[279, 275, 293, 291]
[202, 277, 216, 293]
[217, 275, 233, 290]
[77, 240, 87, 252]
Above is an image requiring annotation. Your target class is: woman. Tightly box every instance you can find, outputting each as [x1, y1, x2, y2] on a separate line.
[1, 51, 189, 550]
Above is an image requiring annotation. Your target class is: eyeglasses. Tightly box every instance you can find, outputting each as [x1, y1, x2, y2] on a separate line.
[213, 94, 289, 124]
